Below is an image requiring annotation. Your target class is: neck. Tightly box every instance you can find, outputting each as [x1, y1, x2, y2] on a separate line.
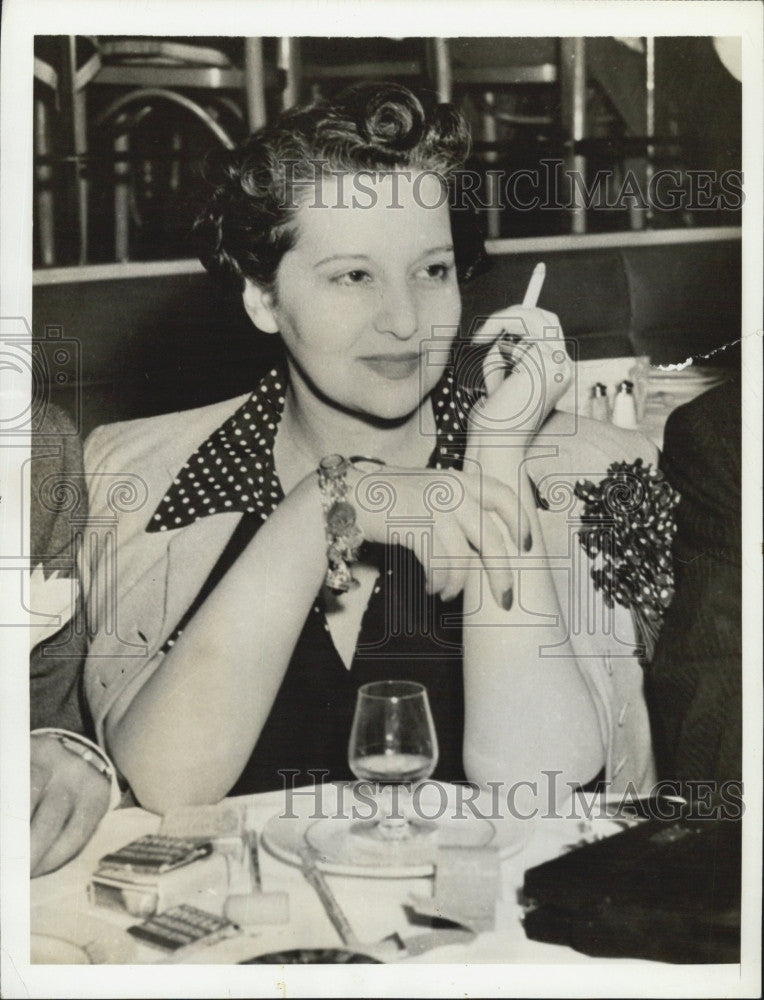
[278, 362, 434, 471]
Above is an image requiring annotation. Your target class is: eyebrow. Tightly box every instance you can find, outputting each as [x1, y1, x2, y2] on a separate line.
[314, 245, 455, 269]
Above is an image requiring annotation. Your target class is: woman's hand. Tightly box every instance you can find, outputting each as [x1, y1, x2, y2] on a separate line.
[468, 305, 573, 450]
[348, 464, 526, 609]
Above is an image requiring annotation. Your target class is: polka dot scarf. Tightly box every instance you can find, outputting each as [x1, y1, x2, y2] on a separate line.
[147, 360, 481, 535]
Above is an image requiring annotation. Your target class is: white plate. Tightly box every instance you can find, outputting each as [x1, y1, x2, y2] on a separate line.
[31, 933, 91, 965]
[645, 364, 721, 378]
[261, 782, 530, 878]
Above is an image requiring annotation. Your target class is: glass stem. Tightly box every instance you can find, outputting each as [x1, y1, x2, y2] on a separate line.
[376, 784, 413, 840]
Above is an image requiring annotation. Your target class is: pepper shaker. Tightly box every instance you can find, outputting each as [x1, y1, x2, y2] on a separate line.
[590, 382, 609, 422]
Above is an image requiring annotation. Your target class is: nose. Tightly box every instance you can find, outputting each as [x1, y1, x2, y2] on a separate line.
[373, 280, 418, 340]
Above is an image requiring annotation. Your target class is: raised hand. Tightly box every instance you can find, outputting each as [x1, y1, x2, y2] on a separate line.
[469, 305, 573, 446]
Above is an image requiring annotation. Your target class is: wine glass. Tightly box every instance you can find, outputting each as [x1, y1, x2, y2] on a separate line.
[302, 679, 492, 869]
[348, 680, 438, 844]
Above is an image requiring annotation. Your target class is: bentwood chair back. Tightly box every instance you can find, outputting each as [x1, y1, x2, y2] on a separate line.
[35, 36, 282, 265]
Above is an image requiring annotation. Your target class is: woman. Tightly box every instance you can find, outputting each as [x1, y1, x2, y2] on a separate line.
[83, 83, 655, 812]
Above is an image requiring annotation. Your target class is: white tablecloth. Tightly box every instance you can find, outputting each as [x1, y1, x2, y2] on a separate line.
[31, 784, 645, 966]
[558, 355, 726, 451]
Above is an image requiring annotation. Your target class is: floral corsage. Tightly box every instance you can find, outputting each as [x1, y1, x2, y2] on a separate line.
[574, 458, 681, 665]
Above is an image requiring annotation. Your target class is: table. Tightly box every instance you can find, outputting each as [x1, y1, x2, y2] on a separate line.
[557, 355, 727, 451]
[31, 783, 643, 967]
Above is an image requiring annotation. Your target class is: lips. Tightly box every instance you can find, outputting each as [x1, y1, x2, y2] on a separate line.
[360, 353, 420, 380]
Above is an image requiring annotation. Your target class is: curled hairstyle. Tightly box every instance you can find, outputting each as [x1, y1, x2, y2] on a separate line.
[194, 82, 486, 292]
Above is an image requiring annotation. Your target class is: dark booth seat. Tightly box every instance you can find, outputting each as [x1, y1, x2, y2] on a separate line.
[33, 235, 740, 439]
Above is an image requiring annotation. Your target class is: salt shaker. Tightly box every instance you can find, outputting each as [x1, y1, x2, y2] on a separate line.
[611, 379, 639, 428]
[590, 382, 610, 422]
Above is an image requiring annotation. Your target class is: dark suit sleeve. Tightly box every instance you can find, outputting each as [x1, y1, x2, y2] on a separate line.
[646, 380, 742, 785]
[30, 405, 91, 735]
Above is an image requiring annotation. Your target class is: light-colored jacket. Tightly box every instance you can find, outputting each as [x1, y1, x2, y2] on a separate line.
[83, 396, 658, 795]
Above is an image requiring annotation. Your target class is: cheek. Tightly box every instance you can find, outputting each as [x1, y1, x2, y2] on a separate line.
[279, 281, 461, 358]
[418, 289, 462, 357]
[420, 283, 462, 323]
[279, 292, 366, 357]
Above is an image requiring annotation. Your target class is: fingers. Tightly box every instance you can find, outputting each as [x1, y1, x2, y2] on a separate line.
[473, 305, 562, 345]
[369, 468, 530, 608]
[30, 736, 112, 877]
[462, 470, 534, 558]
[31, 783, 73, 876]
[429, 521, 471, 603]
[474, 513, 515, 611]
[449, 481, 516, 610]
[429, 514, 510, 608]
[33, 784, 109, 877]
[483, 338, 505, 396]
[476, 306, 564, 400]
[466, 473, 532, 553]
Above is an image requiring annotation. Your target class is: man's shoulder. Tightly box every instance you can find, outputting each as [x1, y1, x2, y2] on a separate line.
[663, 379, 740, 467]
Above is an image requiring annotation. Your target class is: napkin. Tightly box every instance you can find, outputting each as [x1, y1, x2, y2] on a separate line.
[409, 844, 501, 932]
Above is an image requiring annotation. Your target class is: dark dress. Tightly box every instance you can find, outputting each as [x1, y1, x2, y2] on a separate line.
[148, 357, 487, 793]
[228, 543, 467, 795]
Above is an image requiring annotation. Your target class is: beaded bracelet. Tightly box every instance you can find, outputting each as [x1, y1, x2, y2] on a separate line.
[317, 455, 364, 594]
[57, 734, 113, 778]
[32, 728, 123, 809]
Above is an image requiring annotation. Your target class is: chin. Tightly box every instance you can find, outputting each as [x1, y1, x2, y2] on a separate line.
[357, 382, 428, 423]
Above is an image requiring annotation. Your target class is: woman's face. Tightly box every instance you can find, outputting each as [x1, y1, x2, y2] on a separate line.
[250, 171, 462, 422]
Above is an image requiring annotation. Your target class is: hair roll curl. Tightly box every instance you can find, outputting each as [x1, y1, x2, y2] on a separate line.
[194, 82, 485, 292]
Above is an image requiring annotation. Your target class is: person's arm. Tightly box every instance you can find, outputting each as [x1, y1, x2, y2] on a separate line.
[30, 404, 89, 733]
[649, 379, 742, 784]
[104, 471, 329, 813]
[461, 308, 605, 804]
[103, 459, 523, 814]
[30, 404, 115, 875]
[461, 444, 605, 801]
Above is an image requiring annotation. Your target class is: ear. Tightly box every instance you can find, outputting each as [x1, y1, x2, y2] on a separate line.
[242, 279, 279, 334]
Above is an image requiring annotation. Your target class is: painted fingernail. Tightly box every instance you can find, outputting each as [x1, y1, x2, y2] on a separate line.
[502, 587, 513, 611]
[532, 481, 550, 511]
[523, 533, 533, 552]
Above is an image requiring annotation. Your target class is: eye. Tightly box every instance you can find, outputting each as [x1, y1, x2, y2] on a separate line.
[333, 269, 373, 287]
[416, 262, 454, 282]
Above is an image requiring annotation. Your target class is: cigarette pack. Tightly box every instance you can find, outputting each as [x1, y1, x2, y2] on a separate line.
[127, 904, 240, 954]
[88, 835, 229, 917]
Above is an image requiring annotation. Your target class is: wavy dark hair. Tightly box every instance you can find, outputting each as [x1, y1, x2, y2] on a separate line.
[194, 82, 486, 293]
